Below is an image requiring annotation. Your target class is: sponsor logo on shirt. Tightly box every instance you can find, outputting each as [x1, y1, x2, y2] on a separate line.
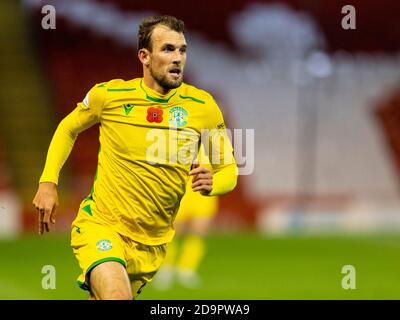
[123, 104, 134, 116]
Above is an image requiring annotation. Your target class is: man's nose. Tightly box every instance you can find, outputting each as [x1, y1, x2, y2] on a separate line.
[172, 50, 182, 64]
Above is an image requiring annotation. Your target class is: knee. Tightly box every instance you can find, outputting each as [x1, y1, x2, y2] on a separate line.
[105, 289, 133, 300]
[92, 286, 133, 300]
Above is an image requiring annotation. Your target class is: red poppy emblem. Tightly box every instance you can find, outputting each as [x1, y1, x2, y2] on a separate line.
[147, 107, 163, 123]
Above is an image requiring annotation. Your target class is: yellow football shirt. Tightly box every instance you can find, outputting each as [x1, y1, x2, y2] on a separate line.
[175, 145, 218, 222]
[39, 78, 237, 245]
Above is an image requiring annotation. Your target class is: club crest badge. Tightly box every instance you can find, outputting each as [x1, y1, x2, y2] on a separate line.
[96, 239, 112, 251]
[169, 106, 188, 127]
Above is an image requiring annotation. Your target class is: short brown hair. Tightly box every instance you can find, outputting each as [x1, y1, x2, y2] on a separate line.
[138, 15, 185, 51]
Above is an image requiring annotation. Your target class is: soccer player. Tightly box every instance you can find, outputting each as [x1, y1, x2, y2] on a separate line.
[32, 15, 237, 300]
[153, 146, 218, 290]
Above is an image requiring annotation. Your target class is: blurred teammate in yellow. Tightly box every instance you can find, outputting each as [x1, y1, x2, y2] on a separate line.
[32, 15, 237, 300]
[153, 147, 218, 290]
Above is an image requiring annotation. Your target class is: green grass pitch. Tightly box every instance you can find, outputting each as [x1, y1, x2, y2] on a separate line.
[0, 232, 399, 299]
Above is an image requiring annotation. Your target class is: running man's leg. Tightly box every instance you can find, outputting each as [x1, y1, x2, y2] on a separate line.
[71, 208, 130, 300]
[89, 261, 132, 300]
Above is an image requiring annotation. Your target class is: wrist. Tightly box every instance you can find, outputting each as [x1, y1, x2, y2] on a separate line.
[39, 181, 58, 189]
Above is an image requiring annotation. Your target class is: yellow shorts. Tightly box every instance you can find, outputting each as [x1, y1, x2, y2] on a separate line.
[71, 205, 167, 298]
[175, 185, 218, 223]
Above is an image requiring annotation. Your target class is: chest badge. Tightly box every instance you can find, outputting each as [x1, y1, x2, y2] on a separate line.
[123, 104, 134, 116]
[147, 107, 163, 123]
[96, 239, 112, 251]
[169, 106, 188, 127]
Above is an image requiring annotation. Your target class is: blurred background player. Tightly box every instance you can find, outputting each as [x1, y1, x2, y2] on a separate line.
[153, 146, 218, 290]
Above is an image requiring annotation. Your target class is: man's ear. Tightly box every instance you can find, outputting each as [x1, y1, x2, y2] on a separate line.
[138, 48, 150, 67]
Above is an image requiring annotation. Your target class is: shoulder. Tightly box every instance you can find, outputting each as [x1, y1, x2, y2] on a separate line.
[179, 83, 225, 129]
[93, 78, 140, 92]
[179, 83, 216, 106]
[84, 78, 140, 108]
[79, 78, 139, 113]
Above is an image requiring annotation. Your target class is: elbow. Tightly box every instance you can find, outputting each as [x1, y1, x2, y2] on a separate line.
[209, 164, 238, 196]
[57, 118, 78, 140]
[229, 165, 239, 192]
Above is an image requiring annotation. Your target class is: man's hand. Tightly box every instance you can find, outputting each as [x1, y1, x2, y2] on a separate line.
[189, 162, 212, 195]
[32, 182, 59, 235]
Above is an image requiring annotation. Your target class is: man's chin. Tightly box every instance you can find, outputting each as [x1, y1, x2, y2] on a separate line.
[164, 77, 183, 90]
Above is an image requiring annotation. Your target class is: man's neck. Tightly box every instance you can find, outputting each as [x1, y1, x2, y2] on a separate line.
[143, 74, 170, 95]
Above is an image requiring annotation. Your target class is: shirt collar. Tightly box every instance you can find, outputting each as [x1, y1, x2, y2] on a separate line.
[140, 78, 179, 103]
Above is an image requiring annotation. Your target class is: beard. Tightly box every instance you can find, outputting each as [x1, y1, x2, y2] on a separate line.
[150, 67, 183, 90]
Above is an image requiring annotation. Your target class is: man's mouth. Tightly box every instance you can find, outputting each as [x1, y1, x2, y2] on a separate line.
[169, 68, 181, 76]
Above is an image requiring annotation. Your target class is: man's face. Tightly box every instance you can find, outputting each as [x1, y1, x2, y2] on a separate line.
[147, 25, 187, 90]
